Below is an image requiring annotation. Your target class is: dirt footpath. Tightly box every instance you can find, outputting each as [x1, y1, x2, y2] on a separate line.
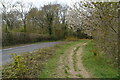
[55, 42, 91, 78]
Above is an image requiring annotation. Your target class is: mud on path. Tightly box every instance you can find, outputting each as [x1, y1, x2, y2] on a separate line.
[54, 42, 91, 78]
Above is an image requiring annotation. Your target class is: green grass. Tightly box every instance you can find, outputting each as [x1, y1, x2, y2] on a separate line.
[73, 46, 80, 71]
[64, 65, 70, 78]
[82, 40, 118, 78]
[38, 40, 88, 78]
[76, 74, 83, 78]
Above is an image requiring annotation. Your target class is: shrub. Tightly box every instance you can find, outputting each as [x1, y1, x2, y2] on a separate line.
[65, 36, 79, 41]
[2, 32, 52, 46]
[2, 53, 28, 78]
[2, 46, 56, 78]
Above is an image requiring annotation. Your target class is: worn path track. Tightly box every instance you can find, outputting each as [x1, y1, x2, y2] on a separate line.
[55, 42, 91, 78]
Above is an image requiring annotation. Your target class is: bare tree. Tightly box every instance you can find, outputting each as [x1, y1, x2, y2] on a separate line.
[13, 1, 33, 32]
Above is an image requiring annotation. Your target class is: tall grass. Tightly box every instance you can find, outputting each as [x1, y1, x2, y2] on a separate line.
[82, 41, 118, 78]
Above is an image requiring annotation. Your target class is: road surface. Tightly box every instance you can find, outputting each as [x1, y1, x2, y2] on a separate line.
[1, 42, 61, 65]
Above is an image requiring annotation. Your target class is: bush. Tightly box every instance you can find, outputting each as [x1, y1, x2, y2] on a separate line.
[2, 47, 56, 78]
[65, 36, 79, 41]
[2, 53, 28, 78]
[2, 32, 52, 46]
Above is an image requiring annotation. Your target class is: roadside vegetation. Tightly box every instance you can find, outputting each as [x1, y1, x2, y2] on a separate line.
[2, 42, 61, 78]
[2, 39, 118, 78]
[39, 40, 118, 78]
[2, 39, 81, 78]
[82, 40, 118, 78]
[39, 40, 83, 78]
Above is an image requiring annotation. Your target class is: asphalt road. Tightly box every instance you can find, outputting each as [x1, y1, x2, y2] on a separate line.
[1, 42, 61, 65]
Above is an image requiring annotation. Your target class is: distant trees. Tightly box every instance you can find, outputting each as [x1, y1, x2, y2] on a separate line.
[42, 4, 55, 36]
[2, 1, 76, 46]
[2, 1, 33, 32]
[2, 1, 15, 32]
[2, 1, 67, 34]
[40, 4, 68, 38]
[25, 3, 69, 39]
[26, 8, 45, 33]
[13, 2, 33, 32]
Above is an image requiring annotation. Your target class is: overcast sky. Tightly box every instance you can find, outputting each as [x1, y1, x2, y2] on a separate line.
[24, 0, 78, 8]
[0, 0, 119, 10]
[1, 0, 78, 8]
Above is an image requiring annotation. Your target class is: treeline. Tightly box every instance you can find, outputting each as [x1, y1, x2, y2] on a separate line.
[2, 1, 90, 46]
[2, 32, 51, 46]
[67, 1, 118, 61]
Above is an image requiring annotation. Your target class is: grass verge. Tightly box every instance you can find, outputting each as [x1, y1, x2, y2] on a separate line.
[2, 39, 89, 78]
[82, 40, 118, 78]
[38, 39, 88, 78]
[2, 47, 57, 78]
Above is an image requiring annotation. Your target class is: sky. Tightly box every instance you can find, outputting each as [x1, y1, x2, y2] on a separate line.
[23, 0, 77, 8]
[1, 0, 119, 9]
[22, 0, 119, 8]
[1, 0, 78, 8]
[0, 0, 77, 13]
[0, 0, 119, 11]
